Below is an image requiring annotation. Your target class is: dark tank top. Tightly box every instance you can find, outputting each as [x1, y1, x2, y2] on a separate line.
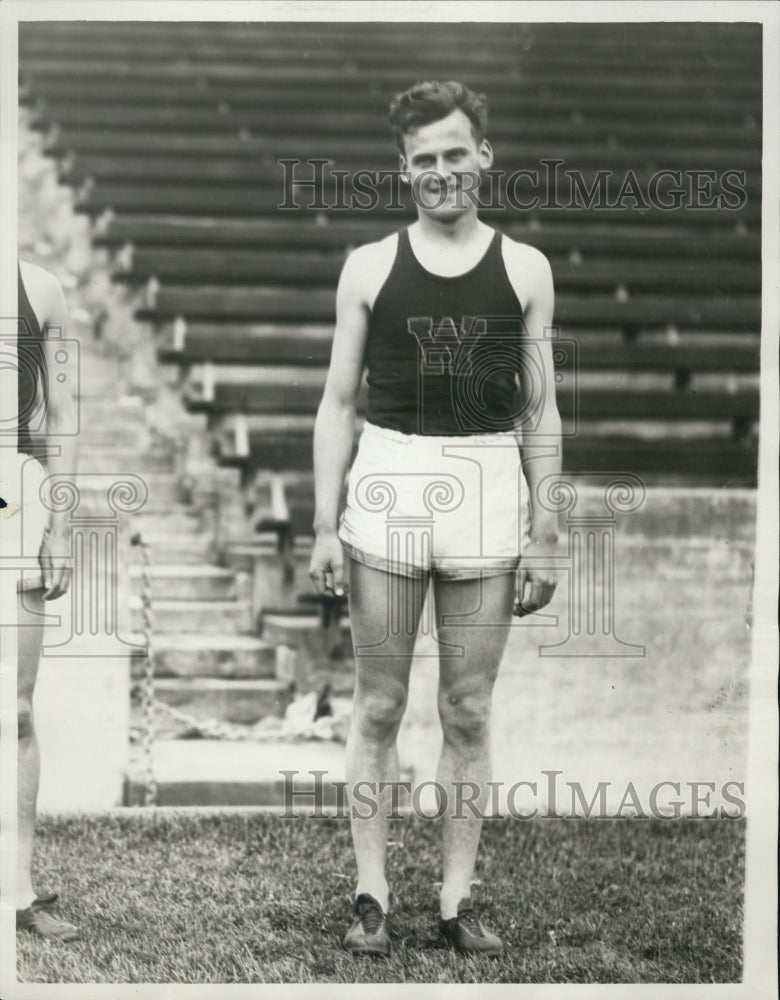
[17, 265, 47, 456]
[365, 227, 526, 435]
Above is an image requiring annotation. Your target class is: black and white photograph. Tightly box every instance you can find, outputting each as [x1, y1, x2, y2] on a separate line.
[0, 1, 777, 993]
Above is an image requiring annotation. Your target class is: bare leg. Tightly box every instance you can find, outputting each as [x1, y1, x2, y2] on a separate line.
[433, 571, 515, 919]
[16, 588, 45, 910]
[345, 558, 427, 912]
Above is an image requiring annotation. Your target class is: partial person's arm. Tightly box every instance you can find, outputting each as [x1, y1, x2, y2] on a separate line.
[32, 267, 79, 600]
[309, 250, 370, 596]
[511, 248, 562, 613]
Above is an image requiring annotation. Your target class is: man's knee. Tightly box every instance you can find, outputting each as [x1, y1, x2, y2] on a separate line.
[438, 684, 492, 746]
[17, 699, 35, 741]
[354, 682, 408, 742]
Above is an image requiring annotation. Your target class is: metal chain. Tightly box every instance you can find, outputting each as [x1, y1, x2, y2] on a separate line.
[130, 531, 157, 805]
[147, 696, 338, 743]
[150, 698, 253, 741]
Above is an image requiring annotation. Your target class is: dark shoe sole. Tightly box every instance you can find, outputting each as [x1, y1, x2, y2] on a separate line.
[17, 923, 79, 941]
[343, 936, 391, 957]
[442, 940, 503, 956]
[16, 908, 79, 941]
[439, 924, 503, 957]
[344, 945, 391, 957]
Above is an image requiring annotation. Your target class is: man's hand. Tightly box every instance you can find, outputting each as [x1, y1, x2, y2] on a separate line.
[308, 529, 348, 597]
[514, 537, 559, 617]
[39, 527, 72, 602]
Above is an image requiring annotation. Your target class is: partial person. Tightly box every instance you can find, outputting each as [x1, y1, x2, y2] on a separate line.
[9, 260, 79, 940]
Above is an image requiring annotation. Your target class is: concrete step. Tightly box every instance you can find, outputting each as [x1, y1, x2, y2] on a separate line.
[261, 610, 352, 650]
[77, 425, 151, 450]
[131, 631, 277, 678]
[222, 538, 299, 617]
[134, 532, 215, 563]
[222, 535, 315, 614]
[130, 596, 251, 633]
[153, 677, 292, 725]
[52, 472, 185, 512]
[129, 563, 238, 601]
[261, 611, 353, 683]
[124, 737, 346, 807]
[135, 472, 185, 507]
[128, 509, 205, 536]
[77, 362, 126, 399]
[180, 464, 243, 504]
[80, 394, 147, 426]
[75, 447, 177, 474]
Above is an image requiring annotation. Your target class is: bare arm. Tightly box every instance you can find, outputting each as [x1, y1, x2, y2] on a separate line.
[510, 248, 562, 613]
[309, 249, 371, 595]
[23, 264, 79, 599]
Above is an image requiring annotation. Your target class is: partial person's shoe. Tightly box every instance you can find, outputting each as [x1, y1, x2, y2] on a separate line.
[33, 892, 59, 909]
[16, 901, 78, 941]
[342, 893, 391, 956]
[439, 897, 503, 956]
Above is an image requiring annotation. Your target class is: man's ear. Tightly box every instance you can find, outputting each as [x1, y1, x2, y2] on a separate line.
[479, 139, 494, 170]
[399, 153, 410, 184]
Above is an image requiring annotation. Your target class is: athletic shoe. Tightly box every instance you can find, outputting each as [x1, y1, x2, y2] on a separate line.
[16, 902, 78, 941]
[342, 893, 391, 956]
[439, 897, 503, 955]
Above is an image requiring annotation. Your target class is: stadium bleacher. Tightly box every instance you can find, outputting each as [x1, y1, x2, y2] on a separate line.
[19, 20, 762, 744]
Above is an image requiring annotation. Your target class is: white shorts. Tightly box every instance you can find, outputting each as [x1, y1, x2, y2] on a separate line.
[0, 452, 48, 592]
[338, 421, 531, 581]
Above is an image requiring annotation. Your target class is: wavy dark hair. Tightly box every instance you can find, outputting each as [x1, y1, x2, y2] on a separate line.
[388, 80, 489, 152]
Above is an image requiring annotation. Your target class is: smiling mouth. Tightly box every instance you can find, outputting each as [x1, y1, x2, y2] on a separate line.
[427, 182, 458, 196]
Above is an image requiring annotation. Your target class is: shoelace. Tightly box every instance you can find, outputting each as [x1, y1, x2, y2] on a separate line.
[455, 906, 483, 936]
[358, 901, 384, 935]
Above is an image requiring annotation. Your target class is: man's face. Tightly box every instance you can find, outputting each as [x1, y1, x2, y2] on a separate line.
[399, 108, 493, 219]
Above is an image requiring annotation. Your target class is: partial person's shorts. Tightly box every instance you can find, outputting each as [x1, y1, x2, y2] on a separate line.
[338, 420, 531, 580]
[0, 452, 48, 592]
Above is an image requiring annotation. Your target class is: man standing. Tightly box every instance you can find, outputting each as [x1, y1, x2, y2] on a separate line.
[10, 260, 79, 939]
[309, 81, 561, 956]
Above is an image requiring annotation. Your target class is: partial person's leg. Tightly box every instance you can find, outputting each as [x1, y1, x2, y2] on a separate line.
[15, 587, 79, 941]
[346, 557, 428, 913]
[433, 571, 515, 919]
[17, 587, 44, 909]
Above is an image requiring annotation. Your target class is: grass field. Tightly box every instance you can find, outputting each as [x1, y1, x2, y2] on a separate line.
[17, 812, 744, 984]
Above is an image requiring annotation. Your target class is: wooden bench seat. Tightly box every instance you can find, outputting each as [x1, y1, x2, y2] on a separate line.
[24, 77, 761, 130]
[58, 151, 762, 204]
[75, 179, 761, 227]
[157, 324, 334, 366]
[138, 286, 760, 334]
[118, 248, 345, 286]
[21, 51, 761, 97]
[118, 247, 760, 296]
[19, 18, 757, 46]
[95, 215, 760, 262]
[214, 413, 758, 485]
[47, 126, 760, 173]
[20, 31, 760, 78]
[157, 322, 760, 374]
[35, 103, 759, 150]
[184, 365, 758, 424]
